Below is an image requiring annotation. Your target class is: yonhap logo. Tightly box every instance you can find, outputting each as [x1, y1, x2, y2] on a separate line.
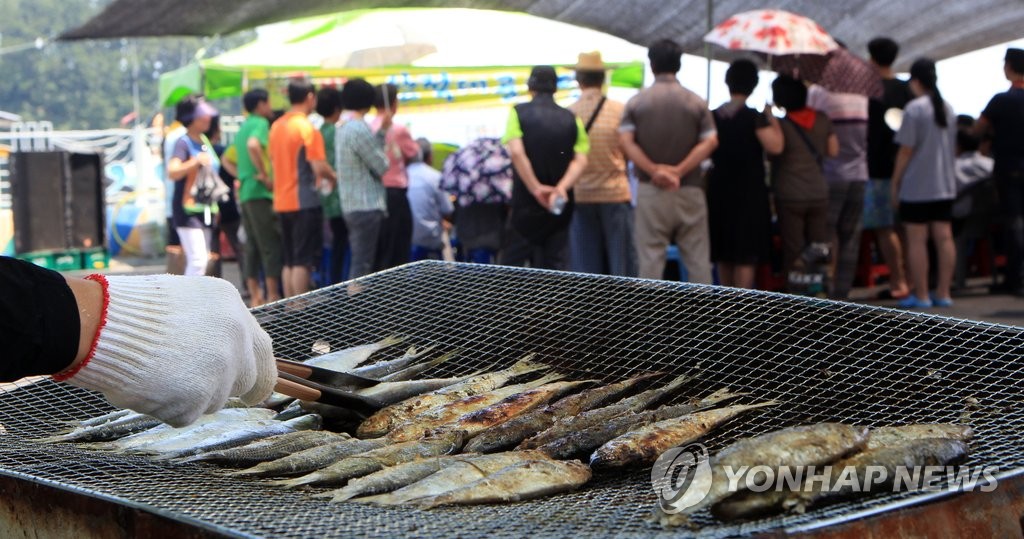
[651, 442, 712, 513]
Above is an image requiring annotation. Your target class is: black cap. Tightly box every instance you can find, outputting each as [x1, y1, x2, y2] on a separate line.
[527, 66, 558, 94]
[1006, 48, 1024, 74]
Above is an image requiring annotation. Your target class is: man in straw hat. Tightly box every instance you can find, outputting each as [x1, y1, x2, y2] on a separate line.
[567, 51, 637, 277]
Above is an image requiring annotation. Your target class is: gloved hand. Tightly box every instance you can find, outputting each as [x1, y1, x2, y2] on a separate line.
[55, 274, 276, 427]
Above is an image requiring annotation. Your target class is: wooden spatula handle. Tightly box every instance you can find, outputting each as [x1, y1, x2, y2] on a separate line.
[274, 377, 321, 402]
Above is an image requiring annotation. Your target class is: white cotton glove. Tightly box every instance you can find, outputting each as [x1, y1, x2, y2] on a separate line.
[59, 274, 276, 427]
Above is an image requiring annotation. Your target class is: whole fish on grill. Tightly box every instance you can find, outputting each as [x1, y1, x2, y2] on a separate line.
[58, 408, 133, 430]
[357, 356, 548, 438]
[176, 430, 348, 466]
[651, 423, 870, 528]
[316, 455, 474, 502]
[522, 388, 742, 459]
[35, 412, 163, 444]
[408, 459, 592, 508]
[272, 400, 308, 421]
[227, 438, 389, 478]
[385, 372, 565, 443]
[518, 373, 695, 450]
[865, 423, 975, 450]
[271, 431, 466, 489]
[80, 408, 277, 452]
[356, 450, 556, 505]
[426, 380, 595, 440]
[348, 345, 436, 380]
[141, 414, 323, 460]
[377, 350, 456, 382]
[304, 335, 406, 372]
[591, 401, 779, 468]
[464, 372, 666, 454]
[711, 423, 975, 521]
[357, 373, 484, 406]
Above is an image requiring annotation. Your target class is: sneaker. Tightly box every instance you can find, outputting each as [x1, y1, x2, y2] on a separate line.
[930, 294, 954, 308]
[897, 296, 933, 309]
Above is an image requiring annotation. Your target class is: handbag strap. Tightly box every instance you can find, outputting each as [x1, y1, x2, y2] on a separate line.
[584, 97, 607, 133]
[783, 116, 823, 169]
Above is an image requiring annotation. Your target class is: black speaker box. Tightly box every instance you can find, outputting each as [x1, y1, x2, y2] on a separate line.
[9, 150, 105, 254]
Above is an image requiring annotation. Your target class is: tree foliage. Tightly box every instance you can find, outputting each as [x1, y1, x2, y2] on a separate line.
[0, 0, 253, 129]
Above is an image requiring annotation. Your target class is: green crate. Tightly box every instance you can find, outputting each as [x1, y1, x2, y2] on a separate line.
[82, 248, 109, 270]
[19, 252, 57, 270]
[53, 250, 82, 271]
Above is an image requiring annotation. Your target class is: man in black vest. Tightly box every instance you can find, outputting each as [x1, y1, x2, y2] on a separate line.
[499, 66, 590, 270]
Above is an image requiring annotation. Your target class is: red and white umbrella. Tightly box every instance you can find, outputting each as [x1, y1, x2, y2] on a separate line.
[704, 9, 837, 56]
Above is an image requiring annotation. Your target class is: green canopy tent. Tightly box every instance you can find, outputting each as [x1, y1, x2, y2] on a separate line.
[158, 8, 646, 108]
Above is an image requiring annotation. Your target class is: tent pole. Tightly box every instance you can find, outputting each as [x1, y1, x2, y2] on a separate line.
[705, 0, 713, 103]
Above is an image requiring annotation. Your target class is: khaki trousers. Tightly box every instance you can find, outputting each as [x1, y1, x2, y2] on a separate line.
[634, 183, 712, 283]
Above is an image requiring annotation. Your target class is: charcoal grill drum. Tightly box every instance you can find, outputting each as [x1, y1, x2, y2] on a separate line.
[0, 261, 1021, 537]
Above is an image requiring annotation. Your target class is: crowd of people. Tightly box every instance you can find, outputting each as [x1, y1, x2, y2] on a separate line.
[160, 36, 1024, 308]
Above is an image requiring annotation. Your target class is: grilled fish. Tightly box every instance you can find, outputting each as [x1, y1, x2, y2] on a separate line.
[227, 438, 389, 478]
[305, 335, 406, 372]
[357, 374, 482, 406]
[62, 408, 133, 430]
[590, 401, 779, 468]
[356, 356, 548, 439]
[652, 423, 870, 528]
[377, 350, 457, 382]
[429, 381, 594, 440]
[518, 373, 695, 450]
[176, 430, 347, 466]
[318, 455, 473, 502]
[408, 459, 592, 507]
[356, 450, 555, 505]
[35, 412, 162, 444]
[712, 424, 974, 520]
[81, 408, 277, 452]
[385, 372, 565, 443]
[143, 414, 323, 460]
[865, 423, 974, 450]
[529, 388, 743, 460]
[350, 345, 435, 380]
[271, 431, 466, 489]
[464, 373, 665, 454]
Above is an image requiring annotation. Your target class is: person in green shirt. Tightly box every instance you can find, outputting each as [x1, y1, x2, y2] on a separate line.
[316, 87, 348, 284]
[232, 89, 282, 306]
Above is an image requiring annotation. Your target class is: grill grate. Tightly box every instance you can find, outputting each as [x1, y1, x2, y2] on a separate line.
[1, 261, 1022, 538]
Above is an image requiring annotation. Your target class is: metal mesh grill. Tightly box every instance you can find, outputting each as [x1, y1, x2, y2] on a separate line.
[1, 261, 1022, 538]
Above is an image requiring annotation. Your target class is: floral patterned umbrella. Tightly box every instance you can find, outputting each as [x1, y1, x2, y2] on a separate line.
[704, 9, 838, 56]
[440, 137, 513, 208]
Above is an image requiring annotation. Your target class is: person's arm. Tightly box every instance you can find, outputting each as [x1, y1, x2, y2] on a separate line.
[668, 106, 719, 179]
[551, 118, 591, 201]
[396, 127, 419, 165]
[1, 257, 84, 382]
[618, 131, 660, 180]
[436, 181, 455, 217]
[220, 152, 239, 178]
[312, 159, 337, 186]
[502, 108, 555, 205]
[506, 138, 553, 204]
[167, 138, 209, 180]
[306, 127, 336, 188]
[890, 145, 915, 209]
[756, 106, 785, 155]
[246, 136, 272, 189]
[668, 134, 718, 179]
[826, 134, 840, 158]
[352, 124, 390, 179]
